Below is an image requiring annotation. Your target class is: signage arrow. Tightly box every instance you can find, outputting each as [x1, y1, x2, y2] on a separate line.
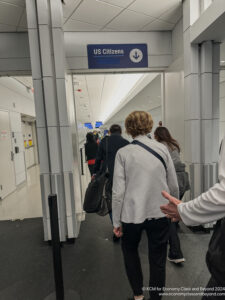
[133, 51, 140, 60]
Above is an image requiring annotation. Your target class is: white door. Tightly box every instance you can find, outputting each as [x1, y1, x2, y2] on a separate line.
[0, 110, 16, 199]
[10, 112, 26, 186]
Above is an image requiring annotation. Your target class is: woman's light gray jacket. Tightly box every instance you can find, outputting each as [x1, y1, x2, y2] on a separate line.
[112, 135, 179, 228]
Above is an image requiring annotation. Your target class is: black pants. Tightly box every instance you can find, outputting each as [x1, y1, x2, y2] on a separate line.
[121, 218, 170, 299]
[168, 192, 184, 259]
[168, 221, 183, 259]
[202, 277, 225, 300]
[88, 164, 95, 176]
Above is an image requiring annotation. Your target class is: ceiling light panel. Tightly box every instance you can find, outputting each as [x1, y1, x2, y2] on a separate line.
[64, 19, 102, 31]
[158, 3, 182, 24]
[96, 0, 134, 8]
[129, 0, 181, 18]
[1, 0, 25, 7]
[106, 9, 155, 31]
[63, 0, 83, 19]
[70, 0, 123, 26]
[141, 19, 174, 31]
[0, 1, 24, 26]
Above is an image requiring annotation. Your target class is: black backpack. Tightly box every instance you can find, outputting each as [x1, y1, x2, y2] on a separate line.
[206, 218, 225, 285]
[83, 137, 111, 216]
[83, 171, 109, 214]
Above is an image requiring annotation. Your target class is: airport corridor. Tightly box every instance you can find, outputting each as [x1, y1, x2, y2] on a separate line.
[0, 213, 210, 300]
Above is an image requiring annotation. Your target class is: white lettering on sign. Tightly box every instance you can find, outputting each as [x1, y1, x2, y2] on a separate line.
[93, 49, 101, 55]
[102, 49, 124, 55]
[93, 48, 125, 56]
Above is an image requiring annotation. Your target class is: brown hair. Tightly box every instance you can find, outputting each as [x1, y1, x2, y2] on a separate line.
[154, 126, 180, 152]
[125, 111, 153, 138]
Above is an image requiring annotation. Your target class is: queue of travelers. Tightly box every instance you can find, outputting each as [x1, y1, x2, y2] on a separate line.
[93, 124, 129, 241]
[84, 111, 225, 300]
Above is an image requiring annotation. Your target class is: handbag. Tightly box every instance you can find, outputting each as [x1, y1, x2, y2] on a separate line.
[206, 217, 225, 285]
[175, 162, 190, 195]
[83, 171, 109, 213]
[96, 177, 112, 216]
[83, 137, 111, 216]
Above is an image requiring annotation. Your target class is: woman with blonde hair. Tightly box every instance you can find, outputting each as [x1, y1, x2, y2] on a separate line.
[112, 111, 179, 300]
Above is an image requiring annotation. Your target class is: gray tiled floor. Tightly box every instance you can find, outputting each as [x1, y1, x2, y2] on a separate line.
[0, 214, 211, 300]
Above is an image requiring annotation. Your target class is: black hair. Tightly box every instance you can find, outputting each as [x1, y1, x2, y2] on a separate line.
[86, 132, 96, 143]
[109, 124, 122, 134]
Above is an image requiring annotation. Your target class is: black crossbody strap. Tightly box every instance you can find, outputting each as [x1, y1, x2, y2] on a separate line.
[132, 140, 167, 172]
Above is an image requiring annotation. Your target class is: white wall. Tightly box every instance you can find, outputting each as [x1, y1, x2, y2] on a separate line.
[0, 77, 35, 199]
[65, 74, 85, 231]
[149, 106, 162, 135]
[172, 18, 183, 62]
[65, 32, 172, 72]
[164, 18, 185, 154]
[220, 70, 225, 142]
[0, 77, 35, 116]
[10, 111, 26, 185]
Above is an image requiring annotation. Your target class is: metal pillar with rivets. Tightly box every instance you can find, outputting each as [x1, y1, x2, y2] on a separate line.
[26, 0, 80, 241]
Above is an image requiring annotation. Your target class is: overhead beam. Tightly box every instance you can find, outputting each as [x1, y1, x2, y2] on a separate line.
[0, 31, 172, 75]
[190, 0, 225, 44]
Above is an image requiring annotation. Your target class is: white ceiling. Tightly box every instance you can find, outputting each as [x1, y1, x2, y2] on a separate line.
[64, 0, 182, 32]
[0, 0, 26, 32]
[73, 73, 160, 126]
[0, 0, 182, 33]
[105, 74, 161, 126]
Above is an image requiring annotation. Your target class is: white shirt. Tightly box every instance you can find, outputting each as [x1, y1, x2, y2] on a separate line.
[178, 136, 225, 226]
[112, 135, 179, 228]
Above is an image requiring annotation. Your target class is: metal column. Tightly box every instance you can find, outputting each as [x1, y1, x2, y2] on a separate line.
[26, 0, 78, 241]
[183, 0, 220, 200]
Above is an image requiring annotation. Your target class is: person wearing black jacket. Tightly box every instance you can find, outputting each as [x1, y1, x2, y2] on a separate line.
[93, 124, 129, 241]
[85, 132, 98, 176]
[94, 124, 129, 180]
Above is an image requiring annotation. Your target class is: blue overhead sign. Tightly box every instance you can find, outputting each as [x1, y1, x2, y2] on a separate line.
[84, 122, 93, 129]
[87, 44, 148, 69]
[95, 121, 103, 128]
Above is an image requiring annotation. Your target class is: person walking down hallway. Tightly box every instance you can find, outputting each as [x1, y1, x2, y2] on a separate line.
[161, 136, 225, 300]
[85, 132, 98, 176]
[112, 111, 179, 300]
[154, 126, 190, 264]
[93, 124, 129, 241]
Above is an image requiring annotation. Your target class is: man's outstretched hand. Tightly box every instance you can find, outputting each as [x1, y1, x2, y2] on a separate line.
[160, 191, 182, 222]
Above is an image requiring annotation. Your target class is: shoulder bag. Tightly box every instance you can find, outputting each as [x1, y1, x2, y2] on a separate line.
[83, 137, 111, 216]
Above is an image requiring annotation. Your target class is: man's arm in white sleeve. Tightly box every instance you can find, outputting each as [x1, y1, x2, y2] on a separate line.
[112, 151, 126, 228]
[178, 137, 225, 226]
